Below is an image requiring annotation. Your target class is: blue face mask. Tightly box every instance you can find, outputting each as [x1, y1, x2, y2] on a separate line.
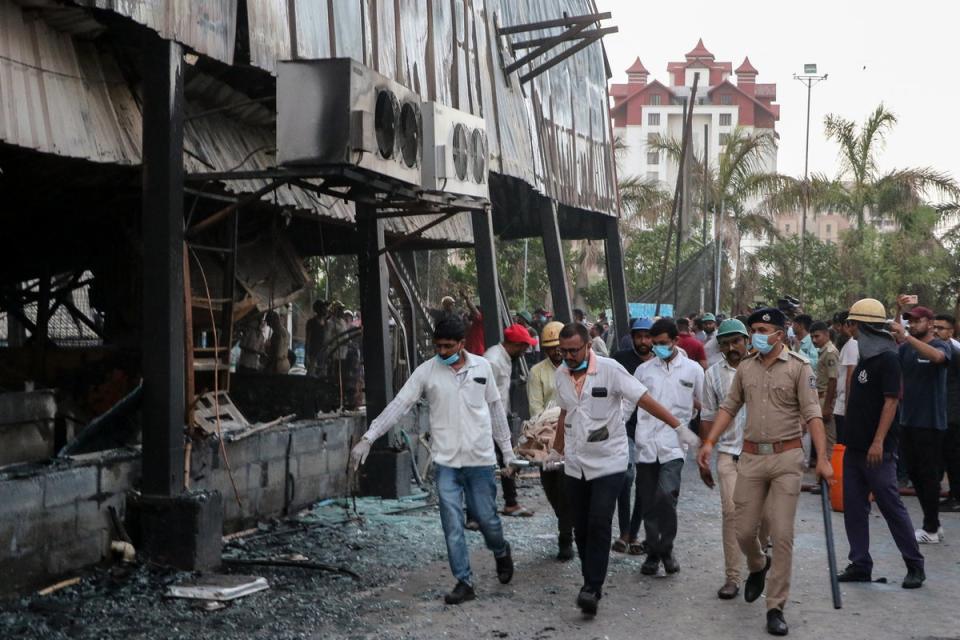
[652, 345, 673, 360]
[751, 332, 778, 354]
[567, 358, 588, 371]
[437, 351, 460, 366]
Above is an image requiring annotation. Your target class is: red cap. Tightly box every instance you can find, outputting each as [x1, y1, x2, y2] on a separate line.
[503, 324, 537, 346]
[903, 306, 934, 320]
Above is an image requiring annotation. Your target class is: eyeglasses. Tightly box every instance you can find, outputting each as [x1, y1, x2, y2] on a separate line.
[558, 345, 586, 356]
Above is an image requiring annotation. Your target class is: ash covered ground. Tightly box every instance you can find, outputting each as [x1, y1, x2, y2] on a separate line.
[2, 462, 957, 640]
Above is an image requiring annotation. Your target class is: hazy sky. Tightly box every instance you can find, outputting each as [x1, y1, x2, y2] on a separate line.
[601, 0, 960, 189]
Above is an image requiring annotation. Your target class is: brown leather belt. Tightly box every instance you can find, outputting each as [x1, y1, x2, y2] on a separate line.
[741, 438, 803, 455]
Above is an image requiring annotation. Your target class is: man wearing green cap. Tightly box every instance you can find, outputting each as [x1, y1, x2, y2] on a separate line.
[701, 313, 722, 367]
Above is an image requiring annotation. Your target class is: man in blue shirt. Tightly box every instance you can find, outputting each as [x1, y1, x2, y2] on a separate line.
[836, 299, 924, 588]
[892, 305, 952, 543]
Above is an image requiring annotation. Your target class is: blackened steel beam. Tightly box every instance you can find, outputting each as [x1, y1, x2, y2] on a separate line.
[503, 20, 594, 76]
[141, 36, 186, 497]
[497, 12, 611, 35]
[470, 209, 503, 346]
[510, 26, 618, 49]
[603, 217, 630, 347]
[519, 32, 607, 84]
[356, 201, 394, 437]
[539, 201, 572, 323]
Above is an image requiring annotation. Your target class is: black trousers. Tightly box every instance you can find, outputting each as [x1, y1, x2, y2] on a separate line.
[636, 459, 684, 558]
[495, 446, 518, 508]
[540, 469, 573, 545]
[901, 427, 945, 533]
[943, 422, 960, 500]
[565, 471, 625, 594]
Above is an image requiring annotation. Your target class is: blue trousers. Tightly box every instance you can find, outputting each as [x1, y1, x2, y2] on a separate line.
[842, 450, 924, 573]
[435, 464, 509, 586]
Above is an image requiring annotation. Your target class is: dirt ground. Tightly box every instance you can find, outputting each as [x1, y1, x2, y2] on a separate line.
[3, 458, 957, 640]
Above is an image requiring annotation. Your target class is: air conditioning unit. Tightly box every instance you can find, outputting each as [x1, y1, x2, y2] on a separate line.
[277, 58, 422, 187]
[420, 102, 489, 199]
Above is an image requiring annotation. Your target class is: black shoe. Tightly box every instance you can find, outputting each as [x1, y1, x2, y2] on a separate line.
[766, 609, 788, 636]
[902, 566, 925, 589]
[717, 581, 739, 599]
[662, 553, 680, 574]
[556, 541, 575, 562]
[640, 555, 660, 576]
[576, 587, 599, 616]
[837, 563, 872, 583]
[444, 581, 476, 605]
[495, 543, 514, 584]
[744, 555, 771, 603]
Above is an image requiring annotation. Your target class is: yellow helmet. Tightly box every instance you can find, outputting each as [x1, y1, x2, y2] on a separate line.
[847, 298, 886, 323]
[540, 321, 565, 347]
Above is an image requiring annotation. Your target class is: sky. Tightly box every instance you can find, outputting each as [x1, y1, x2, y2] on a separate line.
[600, 0, 960, 188]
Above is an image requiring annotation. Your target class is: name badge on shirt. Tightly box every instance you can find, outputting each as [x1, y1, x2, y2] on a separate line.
[680, 379, 694, 388]
[591, 387, 608, 397]
[473, 377, 487, 384]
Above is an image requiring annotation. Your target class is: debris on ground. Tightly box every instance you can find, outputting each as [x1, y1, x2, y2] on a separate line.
[166, 574, 269, 601]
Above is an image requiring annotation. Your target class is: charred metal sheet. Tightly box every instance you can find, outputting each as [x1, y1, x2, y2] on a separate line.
[0, 0, 139, 163]
[78, 0, 238, 64]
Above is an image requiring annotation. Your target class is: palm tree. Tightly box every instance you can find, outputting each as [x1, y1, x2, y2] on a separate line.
[767, 105, 960, 231]
[649, 126, 781, 312]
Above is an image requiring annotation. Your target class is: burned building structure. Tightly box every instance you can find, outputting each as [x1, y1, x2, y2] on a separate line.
[0, 0, 624, 592]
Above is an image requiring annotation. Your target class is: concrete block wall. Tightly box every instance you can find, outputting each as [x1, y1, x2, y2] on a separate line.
[0, 414, 368, 594]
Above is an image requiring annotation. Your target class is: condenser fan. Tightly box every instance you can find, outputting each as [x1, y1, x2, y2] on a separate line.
[451, 123, 469, 181]
[469, 129, 487, 183]
[374, 89, 399, 158]
[399, 102, 421, 168]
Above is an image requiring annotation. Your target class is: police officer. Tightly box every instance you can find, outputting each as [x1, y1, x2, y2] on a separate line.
[546, 322, 694, 616]
[697, 307, 833, 636]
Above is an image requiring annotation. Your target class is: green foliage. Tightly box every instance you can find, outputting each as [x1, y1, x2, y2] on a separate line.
[754, 206, 955, 319]
[621, 222, 702, 300]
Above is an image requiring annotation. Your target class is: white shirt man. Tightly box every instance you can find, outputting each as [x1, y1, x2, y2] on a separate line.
[632, 320, 704, 576]
[834, 337, 859, 416]
[484, 343, 513, 412]
[351, 318, 517, 606]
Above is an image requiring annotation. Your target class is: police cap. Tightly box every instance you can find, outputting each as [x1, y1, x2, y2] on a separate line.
[746, 307, 786, 329]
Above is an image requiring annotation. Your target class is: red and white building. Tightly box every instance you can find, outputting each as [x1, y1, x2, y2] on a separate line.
[611, 39, 780, 194]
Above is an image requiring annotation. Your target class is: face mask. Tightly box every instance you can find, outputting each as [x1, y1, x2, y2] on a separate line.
[751, 333, 777, 355]
[567, 359, 588, 371]
[437, 351, 460, 366]
[652, 345, 673, 360]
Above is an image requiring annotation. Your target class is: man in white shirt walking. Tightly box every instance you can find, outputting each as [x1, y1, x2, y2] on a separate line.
[633, 317, 705, 576]
[547, 323, 695, 616]
[834, 312, 859, 443]
[484, 324, 537, 517]
[350, 317, 518, 605]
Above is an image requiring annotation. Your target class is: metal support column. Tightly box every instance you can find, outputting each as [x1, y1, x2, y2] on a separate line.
[357, 202, 410, 498]
[356, 202, 393, 426]
[603, 217, 630, 345]
[141, 37, 186, 498]
[471, 209, 503, 345]
[539, 201, 572, 323]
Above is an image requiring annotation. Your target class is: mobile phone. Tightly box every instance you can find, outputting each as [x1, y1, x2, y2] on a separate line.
[904, 294, 918, 305]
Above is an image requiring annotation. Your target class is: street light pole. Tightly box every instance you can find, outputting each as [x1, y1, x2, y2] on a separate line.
[793, 65, 827, 302]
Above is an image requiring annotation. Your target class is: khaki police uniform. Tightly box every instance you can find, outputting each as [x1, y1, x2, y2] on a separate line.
[815, 341, 840, 459]
[719, 345, 822, 611]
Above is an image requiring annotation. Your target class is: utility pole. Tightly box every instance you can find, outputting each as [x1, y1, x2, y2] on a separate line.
[701, 123, 709, 314]
[793, 65, 828, 302]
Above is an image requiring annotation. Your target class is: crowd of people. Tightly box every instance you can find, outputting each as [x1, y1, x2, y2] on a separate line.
[350, 292, 958, 636]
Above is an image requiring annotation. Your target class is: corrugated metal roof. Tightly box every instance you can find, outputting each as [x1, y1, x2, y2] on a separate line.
[0, 0, 469, 242]
[78, 0, 237, 64]
[63, 0, 618, 216]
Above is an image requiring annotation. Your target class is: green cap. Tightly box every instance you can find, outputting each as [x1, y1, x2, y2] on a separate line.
[517, 310, 533, 324]
[717, 318, 748, 337]
[701, 312, 716, 322]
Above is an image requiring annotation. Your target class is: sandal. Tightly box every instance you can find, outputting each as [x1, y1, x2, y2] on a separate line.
[501, 506, 534, 517]
[611, 539, 628, 553]
[628, 541, 648, 556]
